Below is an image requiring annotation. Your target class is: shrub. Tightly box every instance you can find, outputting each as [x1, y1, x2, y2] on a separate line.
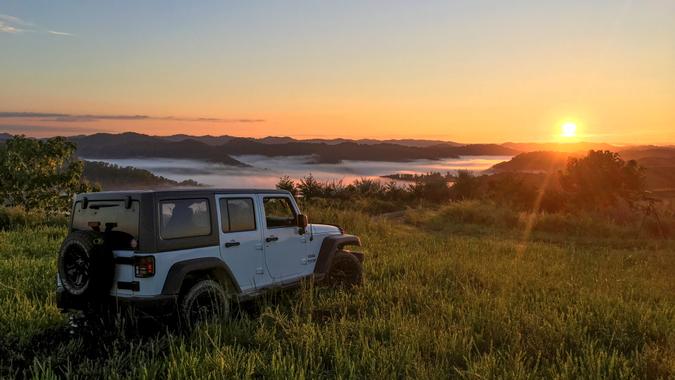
[0, 207, 68, 230]
[298, 174, 323, 200]
[276, 176, 297, 196]
[449, 170, 480, 201]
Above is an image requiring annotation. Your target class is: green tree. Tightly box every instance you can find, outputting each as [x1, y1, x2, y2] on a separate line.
[276, 175, 297, 197]
[298, 174, 323, 200]
[559, 150, 645, 210]
[449, 170, 479, 201]
[0, 136, 96, 212]
[410, 175, 451, 203]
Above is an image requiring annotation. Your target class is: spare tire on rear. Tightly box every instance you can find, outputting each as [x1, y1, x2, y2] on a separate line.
[57, 231, 115, 299]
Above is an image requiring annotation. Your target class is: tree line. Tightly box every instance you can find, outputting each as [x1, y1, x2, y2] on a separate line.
[278, 150, 649, 214]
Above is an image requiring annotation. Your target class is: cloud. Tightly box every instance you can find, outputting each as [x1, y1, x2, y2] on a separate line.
[0, 14, 31, 26]
[0, 112, 265, 123]
[0, 14, 72, 36]
[0, 21, 20, 33]
[48, 30, 74, 36]
[0, 14, 31, 33]
[0, 124, 113, 134]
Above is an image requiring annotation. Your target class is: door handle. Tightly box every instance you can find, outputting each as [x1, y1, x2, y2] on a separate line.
[225, 241, 240, 248]
[265, 236, 279, 243]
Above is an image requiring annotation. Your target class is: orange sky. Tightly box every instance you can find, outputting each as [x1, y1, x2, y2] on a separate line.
[1, 1, 673, 143]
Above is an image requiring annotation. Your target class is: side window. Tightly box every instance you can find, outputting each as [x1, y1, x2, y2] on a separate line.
[219, 198, 256, 233]
[263, 197, 296, 228]
[160, 199, 211, 239]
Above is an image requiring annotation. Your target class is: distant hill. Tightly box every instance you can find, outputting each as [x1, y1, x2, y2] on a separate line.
[489, 147, 675, 193]
[300, 138, 464, 147]
[501, 142, 617, 153]
[83, 160, 203, 190]
[68, 132, 518, 164]
[489, 151, 578, 173]
[618, 147, 675, 191]
[160, 134, 464, 148]
[69, 132, 248, 166]
[161, 134, 236, 146]
[0, 133, 11, 142]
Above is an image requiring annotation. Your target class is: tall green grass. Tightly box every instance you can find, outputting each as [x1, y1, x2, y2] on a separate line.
[0, 205, 673, 378]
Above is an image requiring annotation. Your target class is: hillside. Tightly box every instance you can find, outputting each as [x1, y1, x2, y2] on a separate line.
[489, 151, 577, 173]
[83, 161, 203, 190]
[69, 133, 248, 166]
[69, 132, 519, 164]
[1, 203, 673, 378]
[160, 134, 463, 147]
[501, 142, 618, 153]
[489, 148, 675, 193]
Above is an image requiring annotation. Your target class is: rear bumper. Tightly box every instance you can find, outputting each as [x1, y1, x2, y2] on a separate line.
[57, 287, 178, 315]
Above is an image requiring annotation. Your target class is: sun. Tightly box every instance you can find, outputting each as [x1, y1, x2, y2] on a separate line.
[560, 122, 577, 138]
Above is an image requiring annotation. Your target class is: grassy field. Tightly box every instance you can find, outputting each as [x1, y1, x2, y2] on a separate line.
[0, 204, 674, 379]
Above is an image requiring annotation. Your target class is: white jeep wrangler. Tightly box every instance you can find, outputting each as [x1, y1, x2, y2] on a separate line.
[56, 189, 364, 326]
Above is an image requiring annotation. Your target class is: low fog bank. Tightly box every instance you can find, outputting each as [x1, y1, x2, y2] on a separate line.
[80, 155, 511, 188]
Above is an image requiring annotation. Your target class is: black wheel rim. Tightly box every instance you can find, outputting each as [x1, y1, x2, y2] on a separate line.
[63, 246, 90, 290]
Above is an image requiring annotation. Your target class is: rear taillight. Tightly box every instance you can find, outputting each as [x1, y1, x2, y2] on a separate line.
[134, 256, 155, 278]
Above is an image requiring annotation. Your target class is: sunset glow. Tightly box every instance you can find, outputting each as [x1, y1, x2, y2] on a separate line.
[561, 122, 578, 138]
[1, 2, 674, 144]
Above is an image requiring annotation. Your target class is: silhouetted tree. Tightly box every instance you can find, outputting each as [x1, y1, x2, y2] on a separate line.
[410, 175, 451, 203]
[559, 150, 645, 210]
[276, 175, 297, 197]
[449, 170, 479, 201]
[352, 178, 384, 196]
[298, 174, 322, 200]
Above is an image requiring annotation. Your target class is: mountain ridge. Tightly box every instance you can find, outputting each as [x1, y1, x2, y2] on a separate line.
[64, 132, 519, 164]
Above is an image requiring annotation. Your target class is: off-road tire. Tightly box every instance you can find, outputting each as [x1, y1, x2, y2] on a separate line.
[179, 279, 231, 330]
[57, 231, 115, 298]
[327, 250, 363, 287]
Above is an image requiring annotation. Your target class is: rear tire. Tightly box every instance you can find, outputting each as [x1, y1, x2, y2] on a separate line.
[179, 279, 231, 330]
[327, 251, 363, 287]
[57, 231, 114, 299]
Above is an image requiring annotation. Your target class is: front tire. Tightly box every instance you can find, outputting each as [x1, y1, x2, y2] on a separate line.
[179, 279, 231, 329]
[327, 251, 363, 287]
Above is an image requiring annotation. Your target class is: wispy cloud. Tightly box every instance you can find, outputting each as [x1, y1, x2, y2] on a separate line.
[0, 124, 113, 134]
[0, 14, 73, 36]
[0, 14, 31, 33]
[47, 30, 73, 37]
[0, 21, 19, 33]
[0, 112, 265, 124]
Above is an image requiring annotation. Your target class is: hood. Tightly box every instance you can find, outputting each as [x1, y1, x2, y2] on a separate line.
[309, 223, 342, 236]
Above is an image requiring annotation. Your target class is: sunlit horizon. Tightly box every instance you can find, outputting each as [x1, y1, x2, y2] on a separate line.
[1, 1, 673, 144]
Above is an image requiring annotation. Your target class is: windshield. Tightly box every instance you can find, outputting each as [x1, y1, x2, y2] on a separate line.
[71, 200, 140, 250]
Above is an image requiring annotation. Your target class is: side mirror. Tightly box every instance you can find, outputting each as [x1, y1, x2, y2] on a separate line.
[296, 214, 308, 229]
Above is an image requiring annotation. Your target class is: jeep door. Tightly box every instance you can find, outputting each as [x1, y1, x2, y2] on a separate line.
[259, 195, 308, 281]
[216, 195, 271, 293]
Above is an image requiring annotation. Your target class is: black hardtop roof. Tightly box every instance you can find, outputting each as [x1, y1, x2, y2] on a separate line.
[75, 188, 291, 201]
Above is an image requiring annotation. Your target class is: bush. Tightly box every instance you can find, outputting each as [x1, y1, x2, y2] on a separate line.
[0, 207, 68, 230]
[449, 170, 480, 201]
[297, 174, 323, 200]
[276, 176, 297, 196]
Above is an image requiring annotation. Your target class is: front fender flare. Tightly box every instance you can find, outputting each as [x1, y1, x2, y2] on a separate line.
[313, 234, 362, 275]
